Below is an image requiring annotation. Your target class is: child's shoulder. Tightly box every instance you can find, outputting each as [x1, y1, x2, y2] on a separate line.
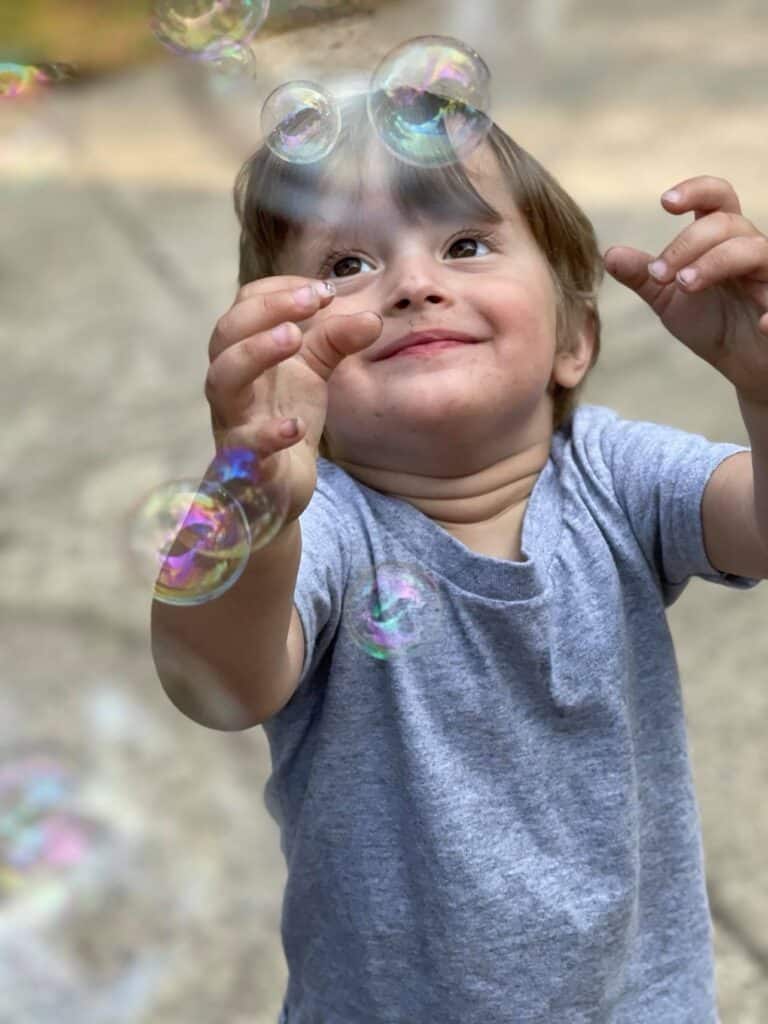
[567, 402, 622, 432]
[556, 403, 624, 456]
[565, 403, 677, 450]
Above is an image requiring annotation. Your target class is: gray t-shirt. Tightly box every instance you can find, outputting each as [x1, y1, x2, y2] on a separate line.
[261, 403, 760, 1024]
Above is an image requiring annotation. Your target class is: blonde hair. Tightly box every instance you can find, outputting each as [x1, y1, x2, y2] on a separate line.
[234, 94, 603, 460]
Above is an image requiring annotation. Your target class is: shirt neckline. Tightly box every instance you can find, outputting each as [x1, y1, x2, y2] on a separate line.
[323, 446, 563, 603]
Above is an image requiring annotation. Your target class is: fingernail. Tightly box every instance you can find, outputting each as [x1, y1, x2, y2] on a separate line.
[293, 285, 316, 307]
[677, 267, 698, 286]
[662, 189, 681, 203]
[317, 280, 335, 296]
[648, 259, 668, 280]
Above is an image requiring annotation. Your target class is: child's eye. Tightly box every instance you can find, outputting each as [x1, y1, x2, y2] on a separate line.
[445, 235, 492, 260]
[324, 254, 376, 279]
[317, 229, 499, 280]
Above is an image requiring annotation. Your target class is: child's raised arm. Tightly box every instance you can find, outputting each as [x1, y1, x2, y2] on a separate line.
[150, 275, 382, 730]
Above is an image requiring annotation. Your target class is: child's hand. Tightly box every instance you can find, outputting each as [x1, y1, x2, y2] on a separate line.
[205, 275, 382, 525]
[604, 176, 768, 403]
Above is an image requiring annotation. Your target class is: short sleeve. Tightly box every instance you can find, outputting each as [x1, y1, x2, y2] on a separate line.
[292, 459, 352, 691]
[592, 409, 762, 605]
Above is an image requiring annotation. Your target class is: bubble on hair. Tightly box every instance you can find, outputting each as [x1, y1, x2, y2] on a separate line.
[367, 35, 492, 168]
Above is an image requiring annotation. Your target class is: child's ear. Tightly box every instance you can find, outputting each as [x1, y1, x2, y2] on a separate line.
[552, 307, 597, 390]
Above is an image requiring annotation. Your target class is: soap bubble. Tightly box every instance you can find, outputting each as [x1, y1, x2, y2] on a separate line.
[207, 41, 257, 79]
[126, 448, 290, 604]
[0, 64, 43, 100]
[0, 63, 77, 103]
[0, 755, 97, 886]
[0, 63, 52, 100]
[203, 42, 259, 97]
[261, 81, 341, 163]
[150, 0, 270, 60]
[346, 562, 444, 660]
[367, 35, 492, 167]
[206, 445, 290, 552]
[127, 478, 252, 606]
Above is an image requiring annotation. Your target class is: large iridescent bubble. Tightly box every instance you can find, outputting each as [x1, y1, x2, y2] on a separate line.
[127, 447, 290, 605]
[367, 35, 492, 167]
[150, 0, 270, 60]
[128, 478, 252, 606]
[261, 81, 342, 164]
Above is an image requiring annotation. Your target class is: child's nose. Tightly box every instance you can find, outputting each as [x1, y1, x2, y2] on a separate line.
[391, 289, 446, 311]
[386, 266, 453, 312]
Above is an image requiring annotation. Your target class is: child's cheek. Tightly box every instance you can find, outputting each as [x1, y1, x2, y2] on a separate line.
[487, 276, 556, 332]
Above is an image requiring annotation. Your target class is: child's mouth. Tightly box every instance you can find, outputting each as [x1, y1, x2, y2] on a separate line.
[386, 339, 470, 358]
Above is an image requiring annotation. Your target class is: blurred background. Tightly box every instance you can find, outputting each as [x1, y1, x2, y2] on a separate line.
[1, 1, 767, 1021]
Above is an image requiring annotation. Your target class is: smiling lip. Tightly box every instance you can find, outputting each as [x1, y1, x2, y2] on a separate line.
[374, 329, 482, 361]
[389, 340, 469, 358]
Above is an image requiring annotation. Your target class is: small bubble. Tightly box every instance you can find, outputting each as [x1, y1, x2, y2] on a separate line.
[261, 81, 342, 164]
[206, 41, 258, 84]
[150, 0, 270, 60]
[346, 562, 444, 660]
[0, 63, 48, 100]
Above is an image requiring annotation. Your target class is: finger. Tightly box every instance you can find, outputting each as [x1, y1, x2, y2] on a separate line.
[215, 414, 307, 462]
[604, 245, 661, 301]
[645, 211, 758, 285]
[300, 311, 384, 382]
[237, 275, 331, 299]
[661, 175, 743, 219]
[205, 320, 303, 413]
[209, 280, 335, 360]
[668, 235, 768, 303]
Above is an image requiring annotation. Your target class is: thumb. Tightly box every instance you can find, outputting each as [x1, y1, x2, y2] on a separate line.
[302, 311, 383, 382]
[604, 245, 657, 295]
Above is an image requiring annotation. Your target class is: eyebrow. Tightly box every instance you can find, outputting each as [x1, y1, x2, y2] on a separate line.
[304, 208, 507, 253]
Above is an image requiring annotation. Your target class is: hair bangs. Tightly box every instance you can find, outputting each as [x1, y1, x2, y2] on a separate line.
[235, 93, 508, 280]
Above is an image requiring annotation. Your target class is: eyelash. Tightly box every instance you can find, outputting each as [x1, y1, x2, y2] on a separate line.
[317, 227, 502, 278]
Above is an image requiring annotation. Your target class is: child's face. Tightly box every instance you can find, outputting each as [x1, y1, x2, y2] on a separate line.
[277, 141, 568, 478]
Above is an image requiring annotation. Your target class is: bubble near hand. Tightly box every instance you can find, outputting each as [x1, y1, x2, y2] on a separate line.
[261, 81, 341, 164]
[150, 0, 270, 59]
[367, 35, 492, 167]
[207, 446, 290, 552]
[128, 479, 251, 606]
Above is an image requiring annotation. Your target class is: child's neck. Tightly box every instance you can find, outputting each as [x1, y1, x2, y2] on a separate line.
[334, 436, 550, 536]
